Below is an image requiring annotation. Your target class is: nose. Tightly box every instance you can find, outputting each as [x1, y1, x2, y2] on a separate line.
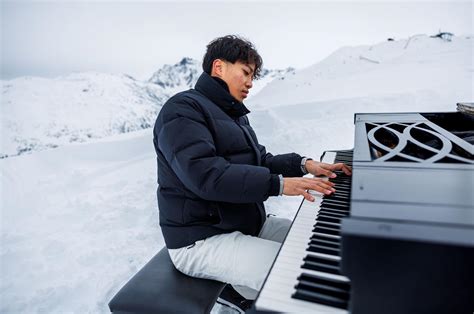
[245, 78, 253, 89]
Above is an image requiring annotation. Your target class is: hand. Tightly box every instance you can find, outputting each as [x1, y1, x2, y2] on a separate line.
[305, 160, 352, 178]
[283, 177, 336, 202]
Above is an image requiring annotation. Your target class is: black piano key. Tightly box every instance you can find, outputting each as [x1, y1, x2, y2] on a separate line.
[329, 180, 350, 184]
[330, 190, 350, 195]
[328, 186, 350, 192]
[328, 178, 350, 183]
[329, 178, 350, 183]
[319, 209, 347, 219]
[311, 234, 340, 243]
[314, 223, 341, 234]
[313, 225, 340, 236]
[316, 214, 341, 224]
[329, 179, 351, 184]
[318, 210, 347, 218]
[314, 220, 341, 228]
[321, 200, 348, 206]
[320, 206, 349, 213]
[304, 254, 340, 267]
[319, 206, 349, 214]
[322, 198, 350, 205]
[321, 201, 350, 208]
[309, 238, 340, 249]
[311, 237, 341, 246]
[322, 197, 350, 203]
[297, 275, 349, 296]
[323, 195, 350, 202]
[302, 260, 341, 275]
[310, 236, 340, 249]
[321, 204, 350, 211]
[292, 289, 348, 309]
[292, 273, 350, 309]
[319, 209, 349, 217]
[328, 184, 350, 189]
[307, 243, 340, 255]
[298, 273, 350, 291]
[330, 187, 351, 192]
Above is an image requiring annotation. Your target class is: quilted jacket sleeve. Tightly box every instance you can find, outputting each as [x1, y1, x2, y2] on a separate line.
[258, 144, 305, 177]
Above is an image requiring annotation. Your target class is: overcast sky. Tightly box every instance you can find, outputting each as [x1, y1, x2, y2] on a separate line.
[1, 1, 472, 80]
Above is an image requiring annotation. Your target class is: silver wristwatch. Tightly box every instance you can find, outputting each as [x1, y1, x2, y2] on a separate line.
[278, 174, 284, 195]
[300, 157, 313, 175]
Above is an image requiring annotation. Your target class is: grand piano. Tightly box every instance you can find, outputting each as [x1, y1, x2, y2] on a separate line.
[252, 106, 474, 313]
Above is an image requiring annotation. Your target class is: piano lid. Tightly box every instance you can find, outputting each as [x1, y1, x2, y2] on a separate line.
[350, 111, 474, 229]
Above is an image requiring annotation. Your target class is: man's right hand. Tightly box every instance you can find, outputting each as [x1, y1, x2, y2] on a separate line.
[283, 177, 336, 202]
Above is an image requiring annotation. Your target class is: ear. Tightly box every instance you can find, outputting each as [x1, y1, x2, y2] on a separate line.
[210, 59, 226, 78]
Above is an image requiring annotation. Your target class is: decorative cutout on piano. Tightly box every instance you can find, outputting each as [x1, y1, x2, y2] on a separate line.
[365, 122, 474, 164]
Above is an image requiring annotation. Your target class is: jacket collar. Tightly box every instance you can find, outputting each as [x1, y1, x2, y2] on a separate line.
[194, 72, 250, 118]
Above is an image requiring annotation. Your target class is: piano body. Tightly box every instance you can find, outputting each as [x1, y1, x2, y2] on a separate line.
[253, 109, 474, 313]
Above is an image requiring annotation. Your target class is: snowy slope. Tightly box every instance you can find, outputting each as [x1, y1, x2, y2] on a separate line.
[1, 59, 292, 158]
[1, 34, 472, 314]
[1, 72, 166, 158]
[249, 34, 473, 108]
[1, 130, 161, 313]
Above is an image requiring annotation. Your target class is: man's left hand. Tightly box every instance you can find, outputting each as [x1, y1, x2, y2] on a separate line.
[305, 160, 352, 178]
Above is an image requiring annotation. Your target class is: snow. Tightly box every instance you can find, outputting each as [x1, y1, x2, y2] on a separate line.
[0, 58, 292, 159]
[1, 34, 472, 313]
[1, 72, 166, 158]
[248, 35, 472, 108]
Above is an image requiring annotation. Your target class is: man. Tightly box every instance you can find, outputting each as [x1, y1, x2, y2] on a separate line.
[153, 35, 351, 312]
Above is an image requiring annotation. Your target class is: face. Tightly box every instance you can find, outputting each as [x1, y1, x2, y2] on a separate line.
[211, 59, 255, 102]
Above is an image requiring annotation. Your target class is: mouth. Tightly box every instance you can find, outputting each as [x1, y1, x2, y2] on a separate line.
[241, 90, 249, 98]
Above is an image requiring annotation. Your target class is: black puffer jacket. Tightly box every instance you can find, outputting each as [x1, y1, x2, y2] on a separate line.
[153, 72, 304, 249]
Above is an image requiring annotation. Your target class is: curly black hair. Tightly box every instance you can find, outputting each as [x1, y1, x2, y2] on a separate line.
[202, 35, 263, 80]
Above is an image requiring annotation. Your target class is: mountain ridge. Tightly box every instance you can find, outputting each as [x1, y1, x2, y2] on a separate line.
[1, 59, 293, 158]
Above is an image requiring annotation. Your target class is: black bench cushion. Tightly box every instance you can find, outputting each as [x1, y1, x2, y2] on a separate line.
[109, 248, 226, 314]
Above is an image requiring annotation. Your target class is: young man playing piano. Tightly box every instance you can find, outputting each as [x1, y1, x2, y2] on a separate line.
[153, 35, 351, 312]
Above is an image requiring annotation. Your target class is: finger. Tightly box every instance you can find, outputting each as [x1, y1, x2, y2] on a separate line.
[318, 164, 337, 178]
[321, 168, 337, 178]
[342, 164, 352, 176]
[333, 163, 352, 176]
[316, 181, 336, 193]
[308, 182, 333, 195]
[307, 178, 335, 189]
[306, 178, 335, 186]
[301, 190, 315, 202]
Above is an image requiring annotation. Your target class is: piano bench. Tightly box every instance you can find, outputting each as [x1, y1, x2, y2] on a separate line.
[108, 247, 226, 314]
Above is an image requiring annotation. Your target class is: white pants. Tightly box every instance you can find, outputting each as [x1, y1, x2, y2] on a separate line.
[168, 215, 292, 299]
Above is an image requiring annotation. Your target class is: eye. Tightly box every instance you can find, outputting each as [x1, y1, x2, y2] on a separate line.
[243, 69, 250, 76]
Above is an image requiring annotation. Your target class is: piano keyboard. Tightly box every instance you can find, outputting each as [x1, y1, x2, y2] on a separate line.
[255, 150, 353, 313]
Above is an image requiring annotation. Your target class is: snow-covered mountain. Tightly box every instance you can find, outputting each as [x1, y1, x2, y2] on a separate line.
[1, 72, 166, 158]
[248, 34, 473, 108]
[148, 57, 201, 93]
[1, 59, 293, 158]
[147, 56, 294, 97]
[1, 34, 472, 314]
